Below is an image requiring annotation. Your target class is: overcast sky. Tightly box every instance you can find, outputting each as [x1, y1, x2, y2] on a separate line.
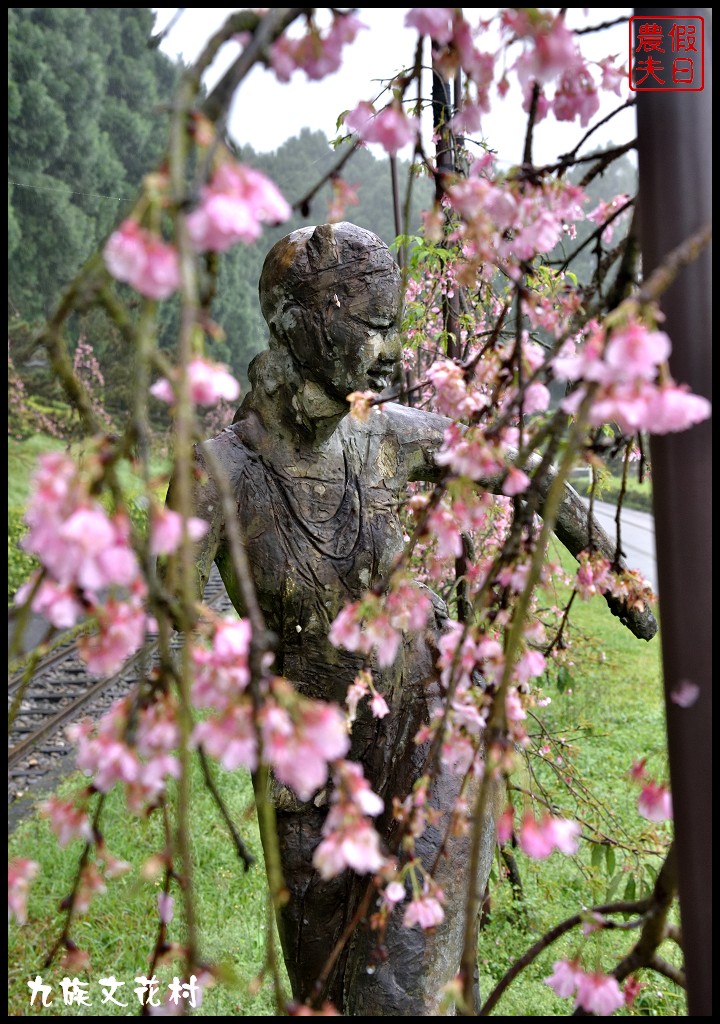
[151, 8, 635, 167]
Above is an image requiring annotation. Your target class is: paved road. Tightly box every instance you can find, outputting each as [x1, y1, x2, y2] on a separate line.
[586, 499, 658, 596]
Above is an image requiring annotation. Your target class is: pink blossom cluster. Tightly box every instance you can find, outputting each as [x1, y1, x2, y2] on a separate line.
[405, 8, 456, 46]
[437, 620, 505, 692]
[190, 616, 252, 710]
[104, 219, 180, 301]
[269, 12, 366, 83]
[329, 581, 431, 669]
[544, 959, 625, 1015]
[406, 9, 495, 112]
[104, 159, 291, 299]
[403, 887, 446, 930]
[513, 810, 581, 858]
[38, 796, 94, 848]
[15, 452, 151, 675]
[554, 318, 711, 436]
[68, 694, 181, 813]
[14, 452, 213, 677]
[575, 550, 613, 599]
[504, 11, 626, 129]
[150, 507, 209, 556]
[447, 166, 585, 265]
[260, 691, 350, 801]
[627, 761, 673, 822]
[345, 670, 390, 726]
[345, 101, 419, 156]
[8, 858, 39, 926]
[575, 551, 653, 617]
[190, 627, 349, 803]
[434, 423, 507, 483]
[186, 163, 291, 252]
[587, 193, 632, 244]
[313, 760, 386, 880]
[426, 358, 489, 420]
[523, 281, 584, 340]
[150, 356, 241, 408]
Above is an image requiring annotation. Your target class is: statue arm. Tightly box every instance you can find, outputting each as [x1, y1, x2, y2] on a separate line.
[386, 403, 657, 641]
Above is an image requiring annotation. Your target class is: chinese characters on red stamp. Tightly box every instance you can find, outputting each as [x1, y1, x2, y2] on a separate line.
[629, 15, 705, 91]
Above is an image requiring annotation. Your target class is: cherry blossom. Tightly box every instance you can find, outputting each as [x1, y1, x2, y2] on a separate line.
[77, 594, 147, 677]
[261, 692, 349, 802]
[345, 101, 419, 156]
[587, 194, 631, 244]
[104, 220, 180, 300]
[150, 508, 209, 556]
[269, 12, 366, 83]
[313, 761, 386, 880]
[370, 692, 390, 719]
[58, 508, 139, 592]
[426, 358, 488, 419]
[576, 551, 613, 599]
[553, 67, 600, 127]
[150, 357, 240, 407]
[382, 880, 407, 907]
[403, 892, 445, 929]
[638, 780, 673, 822]
[186, 163, 291, 252]
[518, 812, 580, 858]
[8, 858, 39, 926]
[405, 8, 455, 46]
[192, 705, 258, 772]
[191, 617, 252, 709]
[575, 971, 625, 1015]
[510, 13, 579, 88]
[502, 466, 531, 497]
[157, 891, 174, 925]
[347, 390, 377, 422]
[544, 958, 584, 999]
[39, 796, 94, 848]
[670, 679, 700, 708]
[604, 322, 671, 383]
[15, 576, 85, 629]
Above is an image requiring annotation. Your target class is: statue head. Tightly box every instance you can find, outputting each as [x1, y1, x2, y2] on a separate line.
[258, 222, 403, 400]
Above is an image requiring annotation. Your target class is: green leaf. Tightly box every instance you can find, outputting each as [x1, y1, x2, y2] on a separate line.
[605, 872, 622, 901]
[557, 665, 572, 693]
[605, 846, 616, 876]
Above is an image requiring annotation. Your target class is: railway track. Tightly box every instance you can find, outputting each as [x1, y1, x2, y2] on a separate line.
[8, 569, 233, 831]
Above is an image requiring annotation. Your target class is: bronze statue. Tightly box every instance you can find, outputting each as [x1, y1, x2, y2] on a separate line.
[165, 222, 656, 1015]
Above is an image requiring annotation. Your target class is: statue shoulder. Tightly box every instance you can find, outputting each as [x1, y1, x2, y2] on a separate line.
[377, 401, 450, 483]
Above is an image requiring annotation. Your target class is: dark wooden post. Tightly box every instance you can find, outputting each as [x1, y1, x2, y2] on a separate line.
[634, 8, 712, 1015]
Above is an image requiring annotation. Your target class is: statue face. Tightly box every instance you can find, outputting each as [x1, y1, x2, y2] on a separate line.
[260, 223, 404, 401]
[310, 276, 403, 398]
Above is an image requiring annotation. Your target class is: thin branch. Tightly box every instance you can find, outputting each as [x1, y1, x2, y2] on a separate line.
[479, 896, 651, 1015]
[198, 747, 256, 871]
